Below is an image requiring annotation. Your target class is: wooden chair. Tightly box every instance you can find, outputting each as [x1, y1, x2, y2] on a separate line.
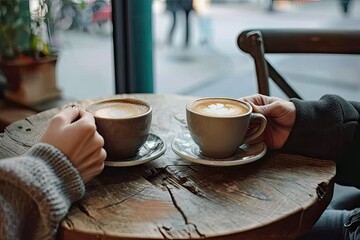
[238, 28, 360, 215]
[237, 29, 360, 99]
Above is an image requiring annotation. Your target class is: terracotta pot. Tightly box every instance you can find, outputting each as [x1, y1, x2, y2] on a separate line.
[0, 56, 61, 106]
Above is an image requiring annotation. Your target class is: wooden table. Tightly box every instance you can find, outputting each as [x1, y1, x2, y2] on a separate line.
[0, 94, 336, 240]
[0, 100, 36, 132]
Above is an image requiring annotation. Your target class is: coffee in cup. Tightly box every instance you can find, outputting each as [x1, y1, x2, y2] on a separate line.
[186, 97, 267, 159]
[86, 98, 152, 159]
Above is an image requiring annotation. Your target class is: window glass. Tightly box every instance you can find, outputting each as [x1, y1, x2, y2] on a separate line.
[153, 0, 360, 100]
[53, 0, 114, 101]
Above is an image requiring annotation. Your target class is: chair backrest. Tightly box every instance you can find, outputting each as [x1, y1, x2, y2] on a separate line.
[237, 29, 360, 99]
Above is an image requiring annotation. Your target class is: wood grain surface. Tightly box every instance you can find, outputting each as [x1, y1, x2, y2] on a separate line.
[0, 94, 336, 240]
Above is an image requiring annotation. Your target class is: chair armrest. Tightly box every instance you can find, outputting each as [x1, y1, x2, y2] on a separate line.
[238, 29, 360, 54]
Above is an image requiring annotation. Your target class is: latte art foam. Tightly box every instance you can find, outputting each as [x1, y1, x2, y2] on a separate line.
[201, 103, 239, 116]
[190, 99, 248, 117]
[92, 102, 149, 119]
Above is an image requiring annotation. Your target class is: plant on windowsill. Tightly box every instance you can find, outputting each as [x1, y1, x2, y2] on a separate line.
[0, 0, 61, 108]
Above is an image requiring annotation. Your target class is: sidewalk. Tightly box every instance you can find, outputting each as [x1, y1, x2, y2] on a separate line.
[154, 0, 360, 101]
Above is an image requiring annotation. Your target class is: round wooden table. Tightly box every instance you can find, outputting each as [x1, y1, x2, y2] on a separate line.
[0, 94, 336, 240]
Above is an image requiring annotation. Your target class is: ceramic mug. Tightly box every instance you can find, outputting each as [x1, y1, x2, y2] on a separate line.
[186, 97, 267, 159]
[86, 98, 152, 159]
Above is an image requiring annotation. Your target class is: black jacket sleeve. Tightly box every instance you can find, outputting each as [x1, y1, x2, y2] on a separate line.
[283, 94, 360, 188]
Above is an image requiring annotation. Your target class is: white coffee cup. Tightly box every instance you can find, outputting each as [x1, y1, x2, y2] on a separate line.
[186, 97, 267, 158]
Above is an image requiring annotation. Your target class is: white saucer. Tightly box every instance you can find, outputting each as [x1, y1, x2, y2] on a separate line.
[105, 133, 166, 167]
[171, 131, 267, 167]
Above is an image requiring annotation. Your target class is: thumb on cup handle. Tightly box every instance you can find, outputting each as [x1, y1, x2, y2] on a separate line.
[243, 113, 267, 143]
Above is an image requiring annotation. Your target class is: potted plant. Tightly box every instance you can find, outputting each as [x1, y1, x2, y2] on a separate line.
[0, 0, 61, 107]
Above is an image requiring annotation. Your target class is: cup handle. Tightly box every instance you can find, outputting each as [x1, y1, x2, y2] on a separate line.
[243, 113, 267, 143]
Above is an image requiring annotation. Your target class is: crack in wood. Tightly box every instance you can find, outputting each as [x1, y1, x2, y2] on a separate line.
[176, 179, 209, 200]
[173, 113, 187, 127]
[0, 145, 20, 157]
[165, 185, 189, 224]
[316, 182, 328, 200]
[144, 167, 166, 182]
[236, 189, 270, 201]
[296, 209, 305, 238]
[257, 176, 297, 198]
[165, 167, 209, 200]
[25, 118, 35, 126]
[95, 187, 148, 211]
[260, 176, 331, 202]
[144, 166, 209, 200]
[77, 203, 91, 217]
[188, 222, 206, 238]
[257, 175, 311, 197]
[187, 165, 198, 172]
[77, 204, 107, 235]
[220, 177, 271, 201]
[164, 185, 206, 238]
[63, 218, 75, 229]
[4, 134, 32, 148]
[157, 225, 172, 239]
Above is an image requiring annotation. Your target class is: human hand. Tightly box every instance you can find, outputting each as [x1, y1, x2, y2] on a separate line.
[240, 94, 296, 149]
[40, 105, 106, 183]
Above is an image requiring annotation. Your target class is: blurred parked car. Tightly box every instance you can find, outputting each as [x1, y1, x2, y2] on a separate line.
[52, 0, 112, 35]
[87, 0, 112, 35]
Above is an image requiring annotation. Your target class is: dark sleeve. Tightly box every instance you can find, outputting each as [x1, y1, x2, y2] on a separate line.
[283, 94, 360, 188]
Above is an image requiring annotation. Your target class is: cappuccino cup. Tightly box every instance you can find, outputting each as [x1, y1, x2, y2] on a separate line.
[186, 97, 267, 159]
[86, 98, 152, 159]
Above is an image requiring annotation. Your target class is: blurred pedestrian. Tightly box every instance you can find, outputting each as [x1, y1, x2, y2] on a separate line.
[193, 0, 213, 46]
[165, 0, 179, 46]
[165, 0, 194, 48]
[179, 0, 194, 48]
[268, 0, 275, 12]
[339, 0, 352, 15]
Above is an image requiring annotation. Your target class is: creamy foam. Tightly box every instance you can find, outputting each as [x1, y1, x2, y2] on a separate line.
[90, 101, 149, 119]
[190, 99, 248, 117]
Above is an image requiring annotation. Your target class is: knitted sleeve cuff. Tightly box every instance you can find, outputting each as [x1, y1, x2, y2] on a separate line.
[0, 143, 85, 226]
[24, 143, 86, 203]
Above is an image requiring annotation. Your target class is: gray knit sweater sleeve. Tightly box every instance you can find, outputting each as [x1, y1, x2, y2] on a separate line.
[0, 143, 85, 240]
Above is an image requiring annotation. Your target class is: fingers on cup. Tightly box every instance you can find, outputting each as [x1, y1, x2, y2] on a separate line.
[48, 105, 80, 127]
[85, 98, 152, 160]
[187, 97, 265, 158]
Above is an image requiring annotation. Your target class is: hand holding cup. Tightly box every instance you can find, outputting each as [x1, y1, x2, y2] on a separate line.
[186, 97, 267, 159]
[86, 98, 152, 160]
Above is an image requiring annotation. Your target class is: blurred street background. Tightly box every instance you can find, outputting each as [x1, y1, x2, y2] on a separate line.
[42, 0, 360, 101]
[153, 0, 360, 100]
